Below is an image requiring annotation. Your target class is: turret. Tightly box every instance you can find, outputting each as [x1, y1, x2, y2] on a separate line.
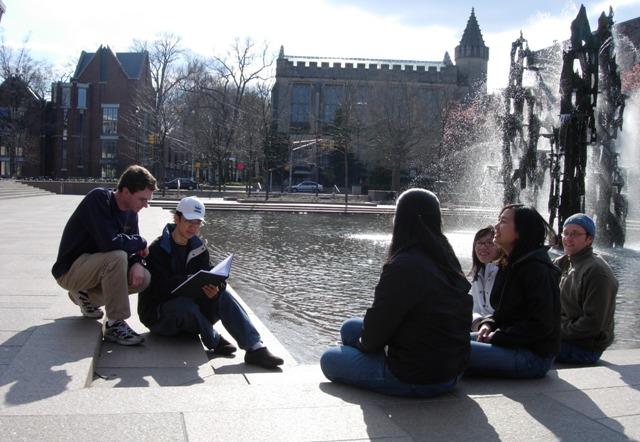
[455, 8, 489, 91]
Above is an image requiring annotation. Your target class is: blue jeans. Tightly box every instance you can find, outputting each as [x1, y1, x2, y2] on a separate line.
[556, 341, 602, 365]
[320, 318, 459, 397]
[467, 336, 554, 379]
[149, 290, 261, 350]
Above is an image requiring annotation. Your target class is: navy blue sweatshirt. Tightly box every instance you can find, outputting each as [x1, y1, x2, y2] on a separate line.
[51, 188, 147, 279]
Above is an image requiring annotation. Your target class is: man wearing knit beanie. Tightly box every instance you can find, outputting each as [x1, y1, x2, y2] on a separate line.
[553, 213, 618, 364]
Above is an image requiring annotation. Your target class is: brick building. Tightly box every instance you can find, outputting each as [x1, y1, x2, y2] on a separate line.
[49, 45, 154, 179]
[0, 76, 49, 177]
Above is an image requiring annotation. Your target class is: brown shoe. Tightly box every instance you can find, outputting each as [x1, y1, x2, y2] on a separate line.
[244, 347, 284, 369]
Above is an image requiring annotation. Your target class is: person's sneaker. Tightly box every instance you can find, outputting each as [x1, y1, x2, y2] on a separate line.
[103, 320, 145, 346]
[213, 336, 237, 356]
[68, 291, 103, 319]
[244, 347, 284, 369]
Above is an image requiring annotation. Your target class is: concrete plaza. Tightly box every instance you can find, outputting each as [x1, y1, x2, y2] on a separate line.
[0, 186, 639, 441]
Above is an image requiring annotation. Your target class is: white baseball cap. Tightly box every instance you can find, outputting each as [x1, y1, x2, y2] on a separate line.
[176, 196, 205, 221]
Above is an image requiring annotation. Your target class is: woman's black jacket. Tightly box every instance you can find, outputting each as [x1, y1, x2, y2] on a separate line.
[360, 245, 473, 384]
[484, 247, 561, 357]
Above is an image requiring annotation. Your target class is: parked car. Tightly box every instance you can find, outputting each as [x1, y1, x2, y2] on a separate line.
[164, 178, 198, 190]
[290, 181, 323, 193]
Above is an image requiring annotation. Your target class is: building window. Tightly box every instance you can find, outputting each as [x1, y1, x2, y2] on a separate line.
[61, 86, 71, 108]
[101, 164, 117, 179]
[61, 140, 68, 169]
[322, 85, 344, 124]
[101, 139, 117, 161]
[77, 86, 87, 109]
[102, 105, 118, 135]
[291, 84, 311, 124]
[0, 145, 8, 176]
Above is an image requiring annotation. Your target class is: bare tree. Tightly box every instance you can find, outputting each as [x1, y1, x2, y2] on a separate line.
[236, 82, 271, 193]
[188, 38, 274, 190]
[366, 83, 432, 191]
[0, 35, 52, 99]
[131, 33, 196, 182]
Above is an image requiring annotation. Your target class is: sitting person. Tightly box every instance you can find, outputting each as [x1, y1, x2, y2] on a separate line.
[138, 196, 284, 369]
[554, 213, 618, 364]
[468, 225, 502, 331]
[467, 204, 560, 379]
[320, 188, 472, 397]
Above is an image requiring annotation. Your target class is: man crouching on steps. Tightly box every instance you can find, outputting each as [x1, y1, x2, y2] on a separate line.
[52, 165, 157, 346]
[137, 196, 284, 369]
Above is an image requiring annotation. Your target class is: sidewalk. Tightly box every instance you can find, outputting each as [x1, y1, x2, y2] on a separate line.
[1, 193, 639, 441]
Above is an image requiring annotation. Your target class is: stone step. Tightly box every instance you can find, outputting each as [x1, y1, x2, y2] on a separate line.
[0, 181, 54, 200]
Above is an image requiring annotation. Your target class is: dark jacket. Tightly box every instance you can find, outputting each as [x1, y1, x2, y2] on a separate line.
[360, 245, 472, 384]
[138, 223, 224, 327]
[52, 188, 146, 279]
[554, 246, 618, 352]
[483, 247, 561, 357]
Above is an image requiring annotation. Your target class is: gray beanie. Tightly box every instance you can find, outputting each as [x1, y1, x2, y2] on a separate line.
[564, 213, 596, 237]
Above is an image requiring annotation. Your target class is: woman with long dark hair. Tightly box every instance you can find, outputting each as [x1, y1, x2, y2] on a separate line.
[320, 188, 472, 397]
[468, 204, 560, 378]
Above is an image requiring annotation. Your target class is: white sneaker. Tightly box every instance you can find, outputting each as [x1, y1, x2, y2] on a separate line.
[68, 291, 103, 319]
[102, 320, 145, 346]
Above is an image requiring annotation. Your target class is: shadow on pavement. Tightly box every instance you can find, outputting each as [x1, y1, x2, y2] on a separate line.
[0, 317, 100, 406]
[319, 381, 501, 441]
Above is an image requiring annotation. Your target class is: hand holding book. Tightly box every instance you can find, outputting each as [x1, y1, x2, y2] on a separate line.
[171, 254, 234, 298]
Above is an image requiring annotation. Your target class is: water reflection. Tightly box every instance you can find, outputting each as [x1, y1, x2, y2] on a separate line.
[200, 211, 640, 363]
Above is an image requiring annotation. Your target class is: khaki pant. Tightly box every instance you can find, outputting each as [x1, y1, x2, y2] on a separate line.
[56, 250, 151, 320]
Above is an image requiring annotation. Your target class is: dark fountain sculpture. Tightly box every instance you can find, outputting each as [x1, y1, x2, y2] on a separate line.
[501, 4, 627, 247]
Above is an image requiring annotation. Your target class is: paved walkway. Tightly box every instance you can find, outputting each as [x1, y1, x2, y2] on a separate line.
[1, 192, 639, 441]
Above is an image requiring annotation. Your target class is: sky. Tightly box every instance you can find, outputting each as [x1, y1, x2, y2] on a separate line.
[1, 0, 639, 92]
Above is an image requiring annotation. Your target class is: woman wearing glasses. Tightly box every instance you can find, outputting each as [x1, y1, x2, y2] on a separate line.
[467, 204, 561, 379]
[468, 226, 503, 331]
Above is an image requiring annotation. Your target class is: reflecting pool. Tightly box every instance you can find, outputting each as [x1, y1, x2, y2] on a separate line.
[200, 211, 640, 363]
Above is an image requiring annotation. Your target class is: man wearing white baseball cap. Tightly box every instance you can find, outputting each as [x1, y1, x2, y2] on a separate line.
[553, 213, 618, 364]
[138, 196, 284, 369]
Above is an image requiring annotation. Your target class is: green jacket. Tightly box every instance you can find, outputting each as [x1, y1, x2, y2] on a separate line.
[554, 246, 618, 352]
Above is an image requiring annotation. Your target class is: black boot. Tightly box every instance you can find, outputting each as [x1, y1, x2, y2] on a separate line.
[244, 347, 284, 369]
[213, 336, 237, 356]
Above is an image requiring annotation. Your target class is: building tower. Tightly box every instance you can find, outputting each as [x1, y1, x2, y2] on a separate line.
[455, 8, 489, 92]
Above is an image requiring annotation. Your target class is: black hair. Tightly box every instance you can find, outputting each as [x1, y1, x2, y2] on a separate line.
[499, 204, 557, 265]
[388, 188, 466, 285]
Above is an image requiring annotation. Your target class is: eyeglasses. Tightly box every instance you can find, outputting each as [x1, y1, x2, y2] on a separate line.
[561, 232, 587, 239]
[475, 240, 496, 248]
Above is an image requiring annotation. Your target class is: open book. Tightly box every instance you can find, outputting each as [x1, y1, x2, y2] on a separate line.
[171, 254, 234, 298]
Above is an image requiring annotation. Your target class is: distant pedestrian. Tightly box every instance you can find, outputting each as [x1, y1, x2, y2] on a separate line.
[554, 213, 618, 365]
[52, 165, 156, 346]
[320, 188, 472, 397]
[138, 196, 284, 369]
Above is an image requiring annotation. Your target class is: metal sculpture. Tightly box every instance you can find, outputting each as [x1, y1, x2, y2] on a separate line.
[592, 8, 627, 247]
[548, 5, 600, 233]
[501, 33, 548, 206]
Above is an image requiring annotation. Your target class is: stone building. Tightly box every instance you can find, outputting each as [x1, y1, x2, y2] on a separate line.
[49, 46, 154, 179]
[271, 8, 489, 188]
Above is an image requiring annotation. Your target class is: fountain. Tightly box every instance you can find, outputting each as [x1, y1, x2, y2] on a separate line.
[190, 5, 640, 363]
[499, 5, 629, 247]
